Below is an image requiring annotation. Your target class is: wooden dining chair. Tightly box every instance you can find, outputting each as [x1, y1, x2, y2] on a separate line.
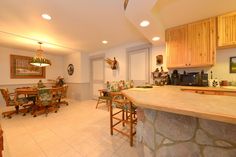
[60, 85, 69, 106]
[33, 88, 58, 117]
[0, 88, 29, 118]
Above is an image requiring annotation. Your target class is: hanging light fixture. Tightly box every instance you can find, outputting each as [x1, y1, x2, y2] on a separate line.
[30, 42, 51, 67]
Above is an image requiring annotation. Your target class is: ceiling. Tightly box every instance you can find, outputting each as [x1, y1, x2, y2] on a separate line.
[152, 0, 236, 29]
[0, 0, 146, 54]
[125, 0, 236, 46]
[1, 0, 236, 55]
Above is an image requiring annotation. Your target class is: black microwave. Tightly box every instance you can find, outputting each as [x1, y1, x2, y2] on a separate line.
[180, 72, 208, 86]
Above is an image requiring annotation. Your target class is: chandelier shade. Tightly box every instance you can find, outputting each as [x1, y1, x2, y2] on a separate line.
[30, 42, 51, 67]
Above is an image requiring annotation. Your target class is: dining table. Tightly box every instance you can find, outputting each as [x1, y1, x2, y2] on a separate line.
[15, 87, 38, 104]
[15, 87, 38, 95]
[15, 86, 62, 115]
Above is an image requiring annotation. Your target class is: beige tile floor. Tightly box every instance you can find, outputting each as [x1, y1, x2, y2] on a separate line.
[1, 100, 141, 157]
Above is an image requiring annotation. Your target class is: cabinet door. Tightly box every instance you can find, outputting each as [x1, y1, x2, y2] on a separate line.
[218, 12, 236, 48]
[187, 18, 216, 67]
[166, 25, 188, 68]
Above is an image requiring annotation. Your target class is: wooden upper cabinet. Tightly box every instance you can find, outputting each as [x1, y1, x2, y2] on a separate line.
[217, 12, 236, 48]
[187, 18, 216, 67]
[166, 25, 188, 68]
[166, 18, 216, 69]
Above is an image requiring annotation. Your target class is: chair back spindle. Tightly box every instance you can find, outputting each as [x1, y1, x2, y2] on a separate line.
[0, 88, 13, 106]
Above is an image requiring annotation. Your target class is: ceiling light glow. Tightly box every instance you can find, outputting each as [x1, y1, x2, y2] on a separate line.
[102, 40, 108, 44]
[140, 20, 150, 27]
[41, 14, 52, 20]
[152, 36, 160, 41]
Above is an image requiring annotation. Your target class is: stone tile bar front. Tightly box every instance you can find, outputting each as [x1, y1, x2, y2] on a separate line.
[122, 86, 236, 157]
[138, 108, 236, 157]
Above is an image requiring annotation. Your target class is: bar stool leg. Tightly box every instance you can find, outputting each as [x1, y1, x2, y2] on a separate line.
[110, 100, 113, 135]
[122, 109, 125, 126]
[130, 103, 133, 146]
[106, 100, 110, 111]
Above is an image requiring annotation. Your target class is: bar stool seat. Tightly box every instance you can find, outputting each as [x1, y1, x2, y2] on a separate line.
[110, 93, 137, 146]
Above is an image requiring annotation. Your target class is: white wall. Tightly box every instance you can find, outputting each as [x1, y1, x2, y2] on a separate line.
[211, 48, 236, 81]
[90, 43, 236, 83]
[90, 42, 150, 82]
[105, 46, 128, 82]
[64, 52, 90, 83]
[151, 46, 167, 72]
[0, 46, 64, 85]
[63, 52, 91, 100]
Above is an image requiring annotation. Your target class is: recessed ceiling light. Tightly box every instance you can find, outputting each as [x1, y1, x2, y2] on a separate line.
[140, 20, 150, 27]
[102, 40, 108, 44]
[152, 36, 160, 41]
[41, 14, 52, 20]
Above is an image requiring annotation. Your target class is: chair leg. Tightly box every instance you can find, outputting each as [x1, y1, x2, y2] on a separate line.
[54, 103, 59, 113]
[2, 110, 16, 119]
[45, 106, 49, 117]
[19, 107, 31, 116]
[96, 98, 100, 109]
[15, 106, 19, 114]
[59, 100, 69, 106]
[65, 101, 69, 106]
[55, 107, 58, 113]
[33, 106, 45, 117]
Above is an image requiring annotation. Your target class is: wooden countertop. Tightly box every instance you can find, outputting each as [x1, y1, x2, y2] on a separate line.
[122, 86, 236, 125]
[181, 86, 236, 92]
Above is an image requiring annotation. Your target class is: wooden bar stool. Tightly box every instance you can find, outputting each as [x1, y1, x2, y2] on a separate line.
[110, 93, 137, 146]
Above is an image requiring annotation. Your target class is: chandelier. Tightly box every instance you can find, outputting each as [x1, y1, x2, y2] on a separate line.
[30, 42, 51, 67]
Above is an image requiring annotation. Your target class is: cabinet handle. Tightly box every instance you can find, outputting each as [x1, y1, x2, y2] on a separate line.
[189, 64, 191, 66]
[185, 64, 188, 66]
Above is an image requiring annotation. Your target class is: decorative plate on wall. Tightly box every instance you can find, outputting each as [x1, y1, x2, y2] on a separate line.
[67, 64, 74, 75]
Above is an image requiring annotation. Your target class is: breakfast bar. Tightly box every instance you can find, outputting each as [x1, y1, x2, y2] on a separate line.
[122, 86, 236, 157]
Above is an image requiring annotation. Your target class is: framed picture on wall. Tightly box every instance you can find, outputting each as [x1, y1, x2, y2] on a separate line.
[230, 57, 236, 73]
[10, 55, 46, 78]
[156, 55, 163, 65]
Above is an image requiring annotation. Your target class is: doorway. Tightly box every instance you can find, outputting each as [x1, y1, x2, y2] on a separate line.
[127, 47, 150, 86]
[90, 56, 105, 99]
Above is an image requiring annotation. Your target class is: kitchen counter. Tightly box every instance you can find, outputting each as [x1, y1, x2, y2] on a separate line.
[122, 86, 236, 157]
[181, 86, 236, 94]
[122, 86, 236, 124]
[181, 86, 236, 91]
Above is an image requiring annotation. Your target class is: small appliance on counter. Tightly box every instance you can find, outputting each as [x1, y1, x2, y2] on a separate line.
[180, 72, 199, 86]
[171, 70, 180, 85]
[170, 70, 208, 86]
[200, 70, 209, 86]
